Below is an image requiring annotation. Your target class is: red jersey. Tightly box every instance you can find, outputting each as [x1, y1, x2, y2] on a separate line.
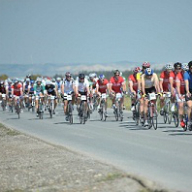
[110, 76, 124, 93]
[97, 79, 108, 93]
[160, 71, 171, 91]
[128, 74, 138, 92]
[12, 83, 22, 96]
[175, 72, 185, 94]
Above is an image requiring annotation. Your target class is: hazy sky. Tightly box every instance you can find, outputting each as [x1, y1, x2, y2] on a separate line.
[0, 0, 192, 64]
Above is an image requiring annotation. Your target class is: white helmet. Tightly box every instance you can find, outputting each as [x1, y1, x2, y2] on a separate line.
[89, 73, 97, 79]
[57, 77, 61, 81]
[165, 63, 173, 70]
[182, 63, 189, 71]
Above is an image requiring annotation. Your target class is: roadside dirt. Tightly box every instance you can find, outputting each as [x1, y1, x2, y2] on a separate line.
[0, 123, 169, 192]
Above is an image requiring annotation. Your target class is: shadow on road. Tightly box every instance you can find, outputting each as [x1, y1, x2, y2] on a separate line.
[169, 133, 192, 136]
[54, 121, 79, 125]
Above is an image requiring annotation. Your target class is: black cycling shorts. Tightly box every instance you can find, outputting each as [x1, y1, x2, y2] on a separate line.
[145, 86, 156, 95]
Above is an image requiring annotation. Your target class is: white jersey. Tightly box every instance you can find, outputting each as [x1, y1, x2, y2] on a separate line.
[75, 78, 89, 92]
[63, 79, 74, 94]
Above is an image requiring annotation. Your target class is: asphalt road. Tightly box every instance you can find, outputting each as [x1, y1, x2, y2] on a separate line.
[0, 105, 192, 192]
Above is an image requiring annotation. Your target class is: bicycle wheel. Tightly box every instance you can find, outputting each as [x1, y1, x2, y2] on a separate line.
[152, 105, 158, 130]
[173, 113, 179, 127]
[79, 101, 84, 124]
[163, 105, 167, 124]
[135, 102, 140, 125]
[114, 108, 118, 121]
[16, 104, 20, 119]
[99, 102, 104, 121]
[68, 102, 73, 124]
[167, 102, 172, 124]
[147, 107, 152, 129]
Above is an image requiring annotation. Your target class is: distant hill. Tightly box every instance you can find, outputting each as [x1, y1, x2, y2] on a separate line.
[0, 61, 164, 77]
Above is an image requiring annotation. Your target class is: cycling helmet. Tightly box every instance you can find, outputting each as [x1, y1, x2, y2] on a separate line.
[174, 62, 182, 69]
[99, 74, 105, 80]
[142, 62, 151, 68]
[114, 70, 120, 76]
[52, 78, 56, 82]
[36, 77, 42, 82]
[30, 80, 34, 84]
[165, 63, 173, 70]
[89, 73, 97, 79]
[79, 73, 85, 79]
[182, 63, 189, 71]
[188, 61, 192, 69]
[0, 80, 4, 85]
[7, 78, 12, 83]
[65, 72, 71, 77]
[26, 78, 30, 82]
[14, 78, 19, 84]
[56, 77, 61, 81]
[145, 68, 154, 76]
[133, 67, 141, 73]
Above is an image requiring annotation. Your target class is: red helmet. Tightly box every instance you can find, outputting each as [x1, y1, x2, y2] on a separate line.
[142, 62, 150, 68]
[133, 67, 141, 73]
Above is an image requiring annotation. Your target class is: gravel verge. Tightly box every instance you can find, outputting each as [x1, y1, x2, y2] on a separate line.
[0, 123, 169, 192]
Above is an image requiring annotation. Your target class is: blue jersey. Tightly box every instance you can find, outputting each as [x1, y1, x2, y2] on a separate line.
[184, 70, 192, 90]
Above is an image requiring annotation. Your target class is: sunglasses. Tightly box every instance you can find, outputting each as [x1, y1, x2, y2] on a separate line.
[176, 68, 181, 70]
[66, 75, 71, 78]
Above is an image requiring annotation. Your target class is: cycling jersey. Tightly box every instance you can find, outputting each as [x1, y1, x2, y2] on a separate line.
[11, 83, 22, 96]
[23, 82, 31, 94]
[175, 72, 185, 94]
[29, 86, 34, 94]
[159, 71, 172, 92]
[110, 76, 125, 93]
[97, 79, 108, 93]
[89, 78, 98, 89]
[75, 78, 89, 93]
[184, 70, 192, 90]
[56, 81, 62, 91]
[63, 79, 74, 94]
[169, 71, 177, 88]
[45, 84, 56, 96]
[34, 83, 45, 95]
[0, 85, 6, 94]
[128, 74, 138, 92]
[142, 73, 158, 89]
[136, 72, 142, 81]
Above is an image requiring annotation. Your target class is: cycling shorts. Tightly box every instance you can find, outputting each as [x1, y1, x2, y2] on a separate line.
[145, 86, 156, 95]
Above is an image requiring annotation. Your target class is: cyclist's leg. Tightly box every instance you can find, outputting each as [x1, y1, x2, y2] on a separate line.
[186, 97, 192, 125]
[176, 95, 184, 127]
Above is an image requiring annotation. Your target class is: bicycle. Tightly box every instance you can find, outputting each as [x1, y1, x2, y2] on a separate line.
[64, 93, 74, 124]
[146, 93, 158, 130]
[14, 96, 22, 119]
[172, 102, 179, 127]
[113, 93, 123, 121]
[162, 92, 172, 124]
[98, 93, 108, 121]
[79, 95, 88, 124]
[130, 93, 140, 125]
[36, 95, 44, 119]
[47, 95, 56, 118]
[28, 94, 35, 112]
[1, 93, 7, 111]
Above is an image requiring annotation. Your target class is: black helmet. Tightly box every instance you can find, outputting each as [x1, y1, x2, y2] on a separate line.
[174, 62, 182, 69]
[188, 61, 192, 69]
[79, 73, 85, 79]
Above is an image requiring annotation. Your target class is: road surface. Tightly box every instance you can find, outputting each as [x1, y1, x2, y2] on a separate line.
[0, 106, 192, 192]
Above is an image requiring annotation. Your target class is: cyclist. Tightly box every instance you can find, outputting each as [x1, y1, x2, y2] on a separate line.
[6, 79, 13, 109]
[109, 70, 126, 110]
[34, 78, 45, 117]
[141, 68, 161, 127]
[184, 61, 192, 129]
[23, 78, 31, 107]
[75, 74, 90, 119]
[128, 67, 140, 111]
[96, 74, 109, 116]
[61, 72, 75, 121]
[175, 63, 188, 128]
[11, 79, 23, 109]
[136, 62, 151, 123]
[28, 80, 35, 109]
[169, 62, 182, 112]
[88, 73, 98, 110]
[159, 63, 174, 115]
[0, 81, 7, 108]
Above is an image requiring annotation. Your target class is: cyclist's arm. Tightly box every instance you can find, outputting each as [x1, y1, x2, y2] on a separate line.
[159, 79, 164, 92]
[141, 75, 146, 95]
[169, 77, 175, 95]
[128, 80, 135, 93]
[154, 74, 160, 93]
[176, 78, 181, 96]
[61, 83, 64, 94]
[185, 80, 190, 94]
[95, 83, 99, 94]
